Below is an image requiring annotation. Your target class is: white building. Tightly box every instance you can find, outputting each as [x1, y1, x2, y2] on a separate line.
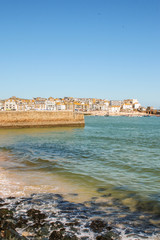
[133, 99, 141, 109]
[0, 100, 4, 111]
[101, 100, 109, 111]
[45, 100, 56, 111]
[56, 103, 66, 111]
[122, 103, 133, 111]
[109, 105, 121, 113]
[4, 99, 17, 111]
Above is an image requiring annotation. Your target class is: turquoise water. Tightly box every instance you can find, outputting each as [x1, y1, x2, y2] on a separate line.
[0, 116, 160, 214]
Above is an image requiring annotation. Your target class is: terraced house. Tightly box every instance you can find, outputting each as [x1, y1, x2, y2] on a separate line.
[0, 96, 143, 113]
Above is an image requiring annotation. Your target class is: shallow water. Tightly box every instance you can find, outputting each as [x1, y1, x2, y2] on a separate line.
[0, 116, 160, 238]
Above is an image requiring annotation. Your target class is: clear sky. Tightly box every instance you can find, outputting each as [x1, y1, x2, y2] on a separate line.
[0, 0, 160, 107]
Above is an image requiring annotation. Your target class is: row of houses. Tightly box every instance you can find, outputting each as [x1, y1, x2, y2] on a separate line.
[0, 96, 142, 113]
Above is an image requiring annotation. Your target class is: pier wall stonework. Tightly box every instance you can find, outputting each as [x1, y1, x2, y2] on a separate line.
[0, 111, 85, 128]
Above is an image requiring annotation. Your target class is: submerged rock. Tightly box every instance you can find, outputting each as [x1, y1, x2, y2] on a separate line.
[97, 188, 107, 193]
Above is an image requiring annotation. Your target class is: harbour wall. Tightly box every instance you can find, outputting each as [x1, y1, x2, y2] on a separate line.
[0, 111, 85, 128]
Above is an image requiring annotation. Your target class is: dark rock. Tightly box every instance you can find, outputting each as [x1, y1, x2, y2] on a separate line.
[36, 224, 49, 236]
[31, 222, 45, 228]
[96, 231, 119, 240]
[70, 226, 78, 232]
[15, 216, 28, 228]
[101, 194, 112, 197]
[54, 194, 63, 199]
[0, 203, 8, 207]
[91, 197, 98, 200]
[63, 234, 79, 240]
[97, 188, 107, 192]
[27, 208, 40, 216]
[49, 230, 63, 240]
[1, 219, 16, 230]
[7, 196, 16, 200]
[27, 208, 46, 222]
[60, 228, 66, 233]
[69, 193, 78, 196]
[78, 215, 88, 219]
[51, 221, 64, 230]
[0, 208, 13, 219]
[90, 219, 108, 233]
[65, 220, 80, 227]
[1, 228, 27, 240]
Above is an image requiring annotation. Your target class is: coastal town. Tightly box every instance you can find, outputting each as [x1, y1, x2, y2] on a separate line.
[0, 96, 159, 116]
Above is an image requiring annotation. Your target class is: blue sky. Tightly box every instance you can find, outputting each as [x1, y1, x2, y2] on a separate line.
[0, 0, 160, 107]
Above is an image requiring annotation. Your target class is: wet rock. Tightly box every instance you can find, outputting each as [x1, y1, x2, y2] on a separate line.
[1, 228, 27, 240]
[36, 223, 50, 236]
[15, 216, 28, 228]
[0, 219, 16, 230]
[51, 220, 64, 230]
[31, 221, 45, 229]
[49, 230, 79, 240]
[49, 230, 63, 240]
[60, 228, 66, 233]
[0, 208, 13, 219]
[63, 234, 79, 240]
[78, 215, 88, 219]
[70, 226, 78, 233]
[27, 208, 46, 222]
[65, 220, 80, 227]
[90, 219, 108, 233]
[96, 231, 119, 240]
[0, 203, 8, 208]
[7, 196, 16, 200]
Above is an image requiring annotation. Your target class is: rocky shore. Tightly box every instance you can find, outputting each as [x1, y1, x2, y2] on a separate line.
[0, 194, 120, 240]
[0, 193, 160, 240]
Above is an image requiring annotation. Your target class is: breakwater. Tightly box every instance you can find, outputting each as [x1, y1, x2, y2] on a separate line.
[0, 111, 85, 128]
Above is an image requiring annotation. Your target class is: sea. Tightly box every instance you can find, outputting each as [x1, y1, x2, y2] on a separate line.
[0, 116, 160, 239]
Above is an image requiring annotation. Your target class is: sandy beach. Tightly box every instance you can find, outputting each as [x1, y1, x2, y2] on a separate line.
[84, 111, 148, 117]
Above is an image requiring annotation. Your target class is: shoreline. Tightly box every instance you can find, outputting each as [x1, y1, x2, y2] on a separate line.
[0, 153, 160, 239]
[0, 192, 160, 240]
[83, 111, 151, 117]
